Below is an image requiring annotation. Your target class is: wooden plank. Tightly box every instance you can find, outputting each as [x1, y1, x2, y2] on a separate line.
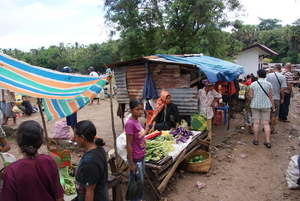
[152, 74, 190, 88]
[157, 149, 187, 193]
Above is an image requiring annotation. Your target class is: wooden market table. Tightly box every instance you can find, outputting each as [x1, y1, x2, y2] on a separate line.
[144, 130, 208, 196]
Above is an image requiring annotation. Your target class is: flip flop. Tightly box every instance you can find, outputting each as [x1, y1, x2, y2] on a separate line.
[264, 142, 271, 148]
[270, 130, 278, 134]
[248, 130, 254, 134]
[281, 120, 290, 123]
[252, 140, 258, 145]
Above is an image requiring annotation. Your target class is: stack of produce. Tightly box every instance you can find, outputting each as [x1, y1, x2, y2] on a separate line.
[169, 127, 194, 143]
[145, 131, 175, 162]
[187, 154, 206, 163]
[59, 164, 77, 195]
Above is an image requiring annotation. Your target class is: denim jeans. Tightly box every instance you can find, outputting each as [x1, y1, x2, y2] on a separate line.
[279, 92, 291, 121]
[127, 159, 145, 201]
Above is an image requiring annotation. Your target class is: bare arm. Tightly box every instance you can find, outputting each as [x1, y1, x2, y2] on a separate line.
[280, 88, 285, 104]
[268, 89, 275, 109]
[0, 137, 11, 152]
[126, 134, 135, 173]
[288, 83, 293, 98]
[85, 184, 96, 201]
[249, 89, 254, 101]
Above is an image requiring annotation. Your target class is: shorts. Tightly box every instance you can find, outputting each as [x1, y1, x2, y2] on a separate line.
[271, 100, 280, 117]
[251, 108, 270, 121]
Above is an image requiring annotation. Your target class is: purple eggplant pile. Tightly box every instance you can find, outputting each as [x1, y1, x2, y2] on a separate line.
[169, 127, 194, 143]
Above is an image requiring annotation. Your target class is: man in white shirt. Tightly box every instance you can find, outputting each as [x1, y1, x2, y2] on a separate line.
[88, 67, 100, 105]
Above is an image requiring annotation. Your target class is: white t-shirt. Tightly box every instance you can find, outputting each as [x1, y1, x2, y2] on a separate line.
[89, 71, 99, 76]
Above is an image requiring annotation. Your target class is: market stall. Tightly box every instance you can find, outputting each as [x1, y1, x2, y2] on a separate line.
[115, 127, 208, 197]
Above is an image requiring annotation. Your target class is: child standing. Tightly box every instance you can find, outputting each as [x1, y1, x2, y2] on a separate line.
[125, 98, 148, 201]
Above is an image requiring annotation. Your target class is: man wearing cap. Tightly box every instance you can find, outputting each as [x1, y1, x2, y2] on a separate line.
[88, 67, 99, 77]
[198, 79, 222, 140]
[88, 67, 100, 105]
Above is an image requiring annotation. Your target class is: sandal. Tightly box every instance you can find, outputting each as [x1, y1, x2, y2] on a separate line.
[264, 142, 271, 148]
[270, 130, 278, 134]
[252, 140, 258, 145]
[279, 119, 290, 122]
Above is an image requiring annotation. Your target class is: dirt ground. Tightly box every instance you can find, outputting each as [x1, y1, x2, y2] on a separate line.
[3, 88, 300, 201]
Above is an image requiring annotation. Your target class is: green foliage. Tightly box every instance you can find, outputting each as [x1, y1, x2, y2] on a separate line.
[1, 41, 121, 73]
[258, 18, 282, 31]
[104, 0, 243, 59]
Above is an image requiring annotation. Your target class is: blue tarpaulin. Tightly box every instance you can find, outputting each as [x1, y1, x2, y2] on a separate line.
[156, 54, 244, 83]
[142, 61, 158, 100]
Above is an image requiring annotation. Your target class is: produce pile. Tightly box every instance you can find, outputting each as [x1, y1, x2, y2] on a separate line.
[188, 154, 207, 163]
[59, 164, 77, 195]
[145, 131, 175, 162]
[169, 127, 194, 143]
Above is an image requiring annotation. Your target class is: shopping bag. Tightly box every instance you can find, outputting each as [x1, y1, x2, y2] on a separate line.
[53, 120, 70, 139]
[125, 174, 143, 200]
[190, 111, 207, 131]
[47, 140, 71, 168]
[179, 119, 189, 131]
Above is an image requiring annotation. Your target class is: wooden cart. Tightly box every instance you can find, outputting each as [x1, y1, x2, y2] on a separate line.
[144, 131, 208, 196]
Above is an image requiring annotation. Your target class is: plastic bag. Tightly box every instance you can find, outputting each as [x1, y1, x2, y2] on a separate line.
[125, 174, 143, 200]
[179, 119, 189, 131]
[190, 111, 207, 131]
[53, 120, 70, 139]
[286, 155, 300, 189]
[116, 132, 127, 161]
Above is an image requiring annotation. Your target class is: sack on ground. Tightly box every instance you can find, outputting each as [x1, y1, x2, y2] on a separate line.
[286, 155, 300, 189]
[53, 120, 70, 139]
[125, 174, 143, 200]
[191, 111, 207, 131]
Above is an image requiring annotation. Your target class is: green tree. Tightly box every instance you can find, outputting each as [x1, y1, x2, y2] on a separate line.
[258, 18, 282, 31]
[104, 0, 242, 59]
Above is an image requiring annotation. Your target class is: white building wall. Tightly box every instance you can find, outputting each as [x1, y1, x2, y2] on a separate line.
[237, 48, 260, 79]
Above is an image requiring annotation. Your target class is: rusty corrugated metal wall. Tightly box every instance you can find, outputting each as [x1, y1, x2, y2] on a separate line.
[126, 65, 146, 100]
[113, 63, 199, 116]
[155, 88, 198, 116]
[114, 67, 130, 104]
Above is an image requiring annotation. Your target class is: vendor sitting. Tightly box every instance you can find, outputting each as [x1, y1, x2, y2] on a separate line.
[18, 96, 33, 116]
[148, 89, 180, 132]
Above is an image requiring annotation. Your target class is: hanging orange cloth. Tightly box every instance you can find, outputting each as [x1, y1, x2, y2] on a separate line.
[146, 89, 170, 126]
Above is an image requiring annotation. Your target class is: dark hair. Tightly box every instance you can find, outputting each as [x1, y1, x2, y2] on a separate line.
[74, 120, 105, 146]
[17, 120, 44, 157]
[274, 64, 281, 71]
[257, 69, 266, 78]
[129, 98, 143, 109]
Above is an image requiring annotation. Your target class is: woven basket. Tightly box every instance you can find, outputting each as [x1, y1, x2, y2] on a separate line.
[185, 150, 212, 173]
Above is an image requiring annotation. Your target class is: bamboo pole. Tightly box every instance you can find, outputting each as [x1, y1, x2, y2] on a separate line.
[37, 98, 49, 141]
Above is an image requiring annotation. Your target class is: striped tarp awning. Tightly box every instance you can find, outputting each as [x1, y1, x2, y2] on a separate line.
[0, 53, 109, 121]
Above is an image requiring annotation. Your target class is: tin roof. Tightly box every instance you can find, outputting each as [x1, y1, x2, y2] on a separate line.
[241, 44, 278, 55]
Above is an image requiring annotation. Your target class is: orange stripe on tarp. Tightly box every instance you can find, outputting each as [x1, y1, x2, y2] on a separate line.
[0, 82, 80, 99]
[68, 99, 79, 111]
[81, 90, 97, 99]
[0, 62, 103, 89]
[45, 99, 60, 120]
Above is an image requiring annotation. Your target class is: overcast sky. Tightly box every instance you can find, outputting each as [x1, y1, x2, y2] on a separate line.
[0, 0, 299, 52]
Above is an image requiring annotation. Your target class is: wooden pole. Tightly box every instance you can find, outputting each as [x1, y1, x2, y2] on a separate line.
[109, 78, 119, 174]
[37, 98, 49, 141]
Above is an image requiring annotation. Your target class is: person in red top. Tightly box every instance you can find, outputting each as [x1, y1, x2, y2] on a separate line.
[245, 75, 252, 86]
[0, 120, 64, 201]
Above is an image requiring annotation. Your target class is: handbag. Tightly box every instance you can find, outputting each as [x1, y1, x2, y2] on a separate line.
[125, 174, 143, 200]
[47, 140, 71, 168]
[190, 111, 207, 131]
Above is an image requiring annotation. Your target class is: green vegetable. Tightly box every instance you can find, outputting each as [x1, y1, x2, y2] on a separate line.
[59, 166, 76, 195]
[145, 138, 175, 162]
[199, 155, 204, 160]
[193, 156, 200, 161]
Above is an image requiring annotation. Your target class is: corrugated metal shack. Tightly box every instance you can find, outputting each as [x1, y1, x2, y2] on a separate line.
[105, 55, 206, 116]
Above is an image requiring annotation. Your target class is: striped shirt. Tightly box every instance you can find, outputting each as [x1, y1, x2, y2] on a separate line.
[250, 78, 272, 109]
[282, 71, 293, 93]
